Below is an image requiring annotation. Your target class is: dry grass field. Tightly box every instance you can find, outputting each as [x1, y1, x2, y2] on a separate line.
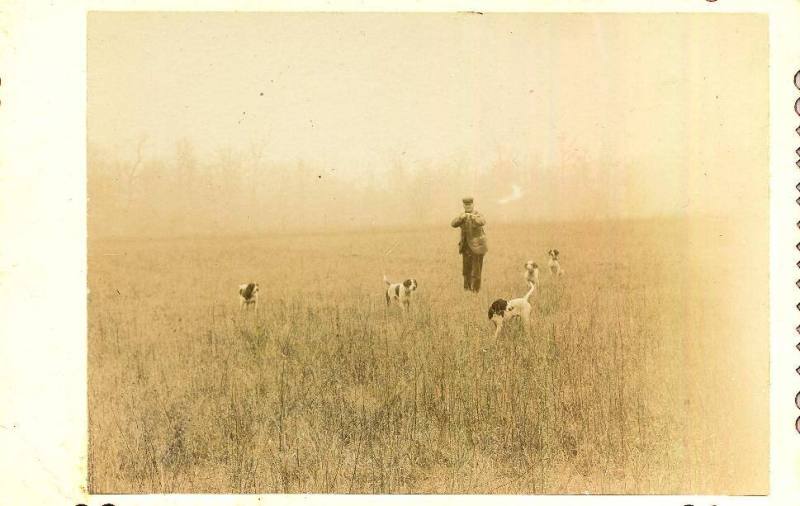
[87, 218, 767, 494]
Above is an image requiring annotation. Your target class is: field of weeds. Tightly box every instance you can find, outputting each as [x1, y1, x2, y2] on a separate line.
[87, 219, 767, 494]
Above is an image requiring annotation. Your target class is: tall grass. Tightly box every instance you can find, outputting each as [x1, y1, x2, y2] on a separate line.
[87, 219, 766, 493]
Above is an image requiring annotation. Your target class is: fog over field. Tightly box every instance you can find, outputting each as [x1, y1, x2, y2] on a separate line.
[88, 13, 766, 237]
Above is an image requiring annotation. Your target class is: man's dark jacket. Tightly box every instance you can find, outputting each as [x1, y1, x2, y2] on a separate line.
[451, 211, 488, 255]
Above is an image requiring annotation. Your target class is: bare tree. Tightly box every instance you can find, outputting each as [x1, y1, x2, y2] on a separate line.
[119, 135, 147, 208]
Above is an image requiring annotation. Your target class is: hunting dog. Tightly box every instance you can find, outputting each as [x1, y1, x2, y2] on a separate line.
[488, 282, 536, 338]
[547, 249, 564, 276]
[383, 275, 418, 311]
[524, 260, 540, 286]
[238, 282, 260, 310]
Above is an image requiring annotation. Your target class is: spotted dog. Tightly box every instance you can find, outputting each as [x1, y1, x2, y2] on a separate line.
[547, 249, 564, 276]
[488, 282, 536, 338]
[238, 282, 260, 310]
[383, 275, 418, 311]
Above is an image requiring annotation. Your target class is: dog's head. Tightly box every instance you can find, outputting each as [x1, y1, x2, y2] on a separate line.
[547, 249, 560, 259]
[402, 278, 418, 292]
[240, 282, 259, 300]
[525, 260, 539, 271]
[488, 299, 508, 320]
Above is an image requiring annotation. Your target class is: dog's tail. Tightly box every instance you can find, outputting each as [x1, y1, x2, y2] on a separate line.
[523, 281, 536, 301]
[383, 274, 391, 286]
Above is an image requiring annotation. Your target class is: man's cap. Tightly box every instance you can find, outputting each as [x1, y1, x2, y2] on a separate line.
[462, 196, 474, 204]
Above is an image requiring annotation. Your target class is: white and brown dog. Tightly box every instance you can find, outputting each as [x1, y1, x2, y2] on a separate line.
[383, 275, 418, 311]
[238, 282, 260, 310]
[547, 249, 564, 276]
[524, 260, 540, 286]
[488, 282, 536, 338]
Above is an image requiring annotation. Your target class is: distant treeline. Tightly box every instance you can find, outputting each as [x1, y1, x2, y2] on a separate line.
[88, 139, 638, 238]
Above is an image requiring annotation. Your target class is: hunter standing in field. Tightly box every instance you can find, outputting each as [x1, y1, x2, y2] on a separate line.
[451, 196, 488, 293]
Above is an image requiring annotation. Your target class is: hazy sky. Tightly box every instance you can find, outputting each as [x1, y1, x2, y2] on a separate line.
[88, 12, 768, 220]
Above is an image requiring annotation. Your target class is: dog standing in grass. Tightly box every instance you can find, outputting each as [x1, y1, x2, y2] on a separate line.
[384, 275, 418, 311]
[238, 283, 260, 310]
[488, 282, 536, 339]
[524, 260, 539, 286]
[547, 249, 564, 277]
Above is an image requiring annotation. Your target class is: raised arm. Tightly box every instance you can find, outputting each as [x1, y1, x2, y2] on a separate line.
[470, 211, 486, 226]
[451, 214, 465, 227]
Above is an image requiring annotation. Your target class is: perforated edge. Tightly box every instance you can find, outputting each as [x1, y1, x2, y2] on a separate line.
[795, 70, 800, 433]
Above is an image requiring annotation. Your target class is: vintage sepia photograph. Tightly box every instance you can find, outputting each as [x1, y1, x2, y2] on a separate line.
[85, 12, 770, 495]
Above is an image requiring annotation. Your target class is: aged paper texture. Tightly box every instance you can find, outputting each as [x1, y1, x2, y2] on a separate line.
[1, 1, 799, 505]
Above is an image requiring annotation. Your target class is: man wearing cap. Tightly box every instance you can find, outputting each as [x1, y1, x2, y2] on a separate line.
[451, 197, 488, 292]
